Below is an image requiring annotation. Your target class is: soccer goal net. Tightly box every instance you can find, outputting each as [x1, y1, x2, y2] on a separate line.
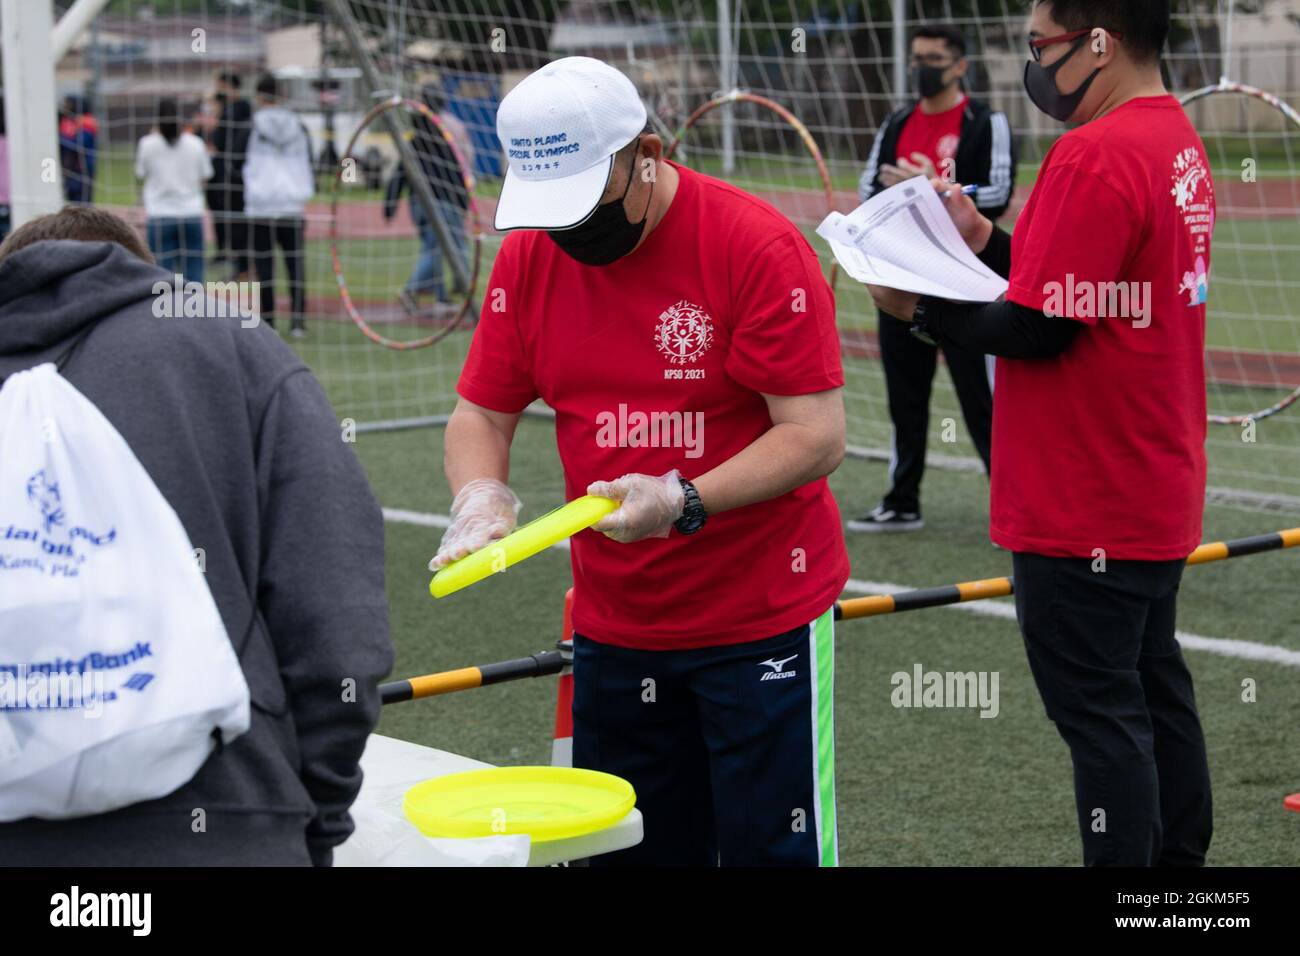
[4, 0, 1298, 513]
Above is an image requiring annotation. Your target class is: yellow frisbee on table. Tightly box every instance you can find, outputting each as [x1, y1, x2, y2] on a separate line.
[430, 495, 617, 598]
[402, 766, 636, 842]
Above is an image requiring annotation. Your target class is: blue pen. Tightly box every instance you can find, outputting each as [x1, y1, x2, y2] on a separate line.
[941, 184, 982, 201]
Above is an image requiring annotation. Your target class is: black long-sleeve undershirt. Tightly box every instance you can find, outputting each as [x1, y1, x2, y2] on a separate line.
[919, 225, 1081, 360]
[923, 298, 1081, 359]
[977, 223, 1013, 279]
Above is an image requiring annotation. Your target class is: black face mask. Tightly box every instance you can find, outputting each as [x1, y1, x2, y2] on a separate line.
[910, 64, 954, 100]
[546, 142, 653, 266]
[1024, 34, 1101, 123]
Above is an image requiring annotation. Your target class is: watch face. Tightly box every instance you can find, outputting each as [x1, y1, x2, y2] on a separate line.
[675, 514, 706, 535]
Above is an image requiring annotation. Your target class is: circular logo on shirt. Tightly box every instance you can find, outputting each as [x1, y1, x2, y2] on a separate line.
[936, 134, 960, 162]
[655, 300, 715, 365]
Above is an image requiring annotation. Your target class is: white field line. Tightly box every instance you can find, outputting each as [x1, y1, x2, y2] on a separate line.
[844, 579, 1300, 669]
[383, 508, 1300, 668]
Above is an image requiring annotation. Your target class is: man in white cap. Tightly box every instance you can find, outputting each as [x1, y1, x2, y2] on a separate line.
[431, 56, 849, 866]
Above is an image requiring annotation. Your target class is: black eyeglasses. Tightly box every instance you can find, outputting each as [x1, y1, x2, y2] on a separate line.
[1028, 28, 1123, 63]
[909, 55, 958, 68]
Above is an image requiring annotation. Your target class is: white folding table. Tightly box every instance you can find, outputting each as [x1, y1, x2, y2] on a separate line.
[335, 733, 643, 867]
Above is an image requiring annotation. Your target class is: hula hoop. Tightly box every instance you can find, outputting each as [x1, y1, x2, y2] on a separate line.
[1179, 80, 1300, 425]
[665, 91, 840, 290]
[329, 96, 483, 351]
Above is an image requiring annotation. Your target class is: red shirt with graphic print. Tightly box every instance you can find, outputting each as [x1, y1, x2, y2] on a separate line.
[997, 95, 1214, 559]
[458, 162, 849, 649]
[896, 96, 967, 177]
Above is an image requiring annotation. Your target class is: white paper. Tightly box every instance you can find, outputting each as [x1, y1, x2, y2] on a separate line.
[817, 176, 1008, 303]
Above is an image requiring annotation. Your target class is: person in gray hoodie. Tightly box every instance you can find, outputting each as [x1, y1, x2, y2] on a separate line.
[0, 206, 393, 866]
[243, 74, 315, 337]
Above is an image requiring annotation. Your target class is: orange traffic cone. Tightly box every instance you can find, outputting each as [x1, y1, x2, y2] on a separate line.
[551, 588, 575, 768]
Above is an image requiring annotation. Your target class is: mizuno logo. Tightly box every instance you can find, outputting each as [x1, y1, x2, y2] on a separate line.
[758, 655, 798, 681]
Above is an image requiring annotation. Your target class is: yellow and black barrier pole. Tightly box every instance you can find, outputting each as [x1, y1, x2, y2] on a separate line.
[382, 527, 1300, 704]
[838, 527, 1300, 621]
[1185, 526, 1300, 564]
[836, 577, 1011, 622]
[837, 528, 1294, 624]
[380, 650, 566, 705]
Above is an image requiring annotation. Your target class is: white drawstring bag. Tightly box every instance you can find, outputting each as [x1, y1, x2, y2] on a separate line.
[0, 362, 250, 821]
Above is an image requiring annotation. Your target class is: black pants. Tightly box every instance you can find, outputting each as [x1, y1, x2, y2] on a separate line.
[572, 610, 838, 867]
[879, 311, 993, 514]
[207, 180, 248, 272]
[1013, 552, 1213, 866]
[250, 217, 306, 329]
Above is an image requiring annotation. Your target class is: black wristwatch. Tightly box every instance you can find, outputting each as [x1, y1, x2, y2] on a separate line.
[909, 296, 940, 347]
[674, 477, 708, 535]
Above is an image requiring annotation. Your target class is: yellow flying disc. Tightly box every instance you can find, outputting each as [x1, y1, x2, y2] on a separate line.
[430, 495, 617, 598]
[402, 766, 636, 842]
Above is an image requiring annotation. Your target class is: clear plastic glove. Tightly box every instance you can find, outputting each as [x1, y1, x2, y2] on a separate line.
[587, 470, 685, 544]
[429, 478, 523, 570]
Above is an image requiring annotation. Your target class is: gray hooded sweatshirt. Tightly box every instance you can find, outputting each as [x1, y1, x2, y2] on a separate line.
[0, 240, 393, 865]
[243, 106, 315, 218]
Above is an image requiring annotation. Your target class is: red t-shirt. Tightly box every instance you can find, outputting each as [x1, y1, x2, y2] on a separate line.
[996, 95, 1214, 560]
[459, 162, 850, 649]
[896, 96, 967, 174]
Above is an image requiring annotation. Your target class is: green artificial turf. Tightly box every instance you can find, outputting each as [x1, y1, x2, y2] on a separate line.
[349, 420, 1300, 866]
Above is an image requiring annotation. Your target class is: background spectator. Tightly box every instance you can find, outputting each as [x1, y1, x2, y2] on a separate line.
[207, 71, 252, 277]
[57, 98, 87, 205]
[851, 25, 1015, 534]
[0, 98, 9, 243]
[383, 83, 470, 317]
[136, 96, 212, 283]
[243, 73, 315, 336]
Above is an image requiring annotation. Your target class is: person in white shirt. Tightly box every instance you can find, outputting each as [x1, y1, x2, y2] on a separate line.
[243, 74, 315, 337]
[135, 97, 212, 282]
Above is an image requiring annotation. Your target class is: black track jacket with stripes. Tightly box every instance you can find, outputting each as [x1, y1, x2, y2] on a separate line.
[858, 97, 1017, 221]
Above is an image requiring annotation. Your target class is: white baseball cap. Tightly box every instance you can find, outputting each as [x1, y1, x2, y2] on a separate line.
[494, 56, 648, 231]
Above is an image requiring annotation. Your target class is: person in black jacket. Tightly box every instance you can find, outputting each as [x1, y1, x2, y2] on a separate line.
[0, 100, 9, 243]
[851, 25, 1016, 533]
[383, 84, 471, 316]
[207, 71, 253, 278]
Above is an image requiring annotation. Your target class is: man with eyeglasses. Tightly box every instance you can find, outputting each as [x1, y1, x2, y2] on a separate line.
[867, 0, 1215, 867]
[852, 25, 1015, 535]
